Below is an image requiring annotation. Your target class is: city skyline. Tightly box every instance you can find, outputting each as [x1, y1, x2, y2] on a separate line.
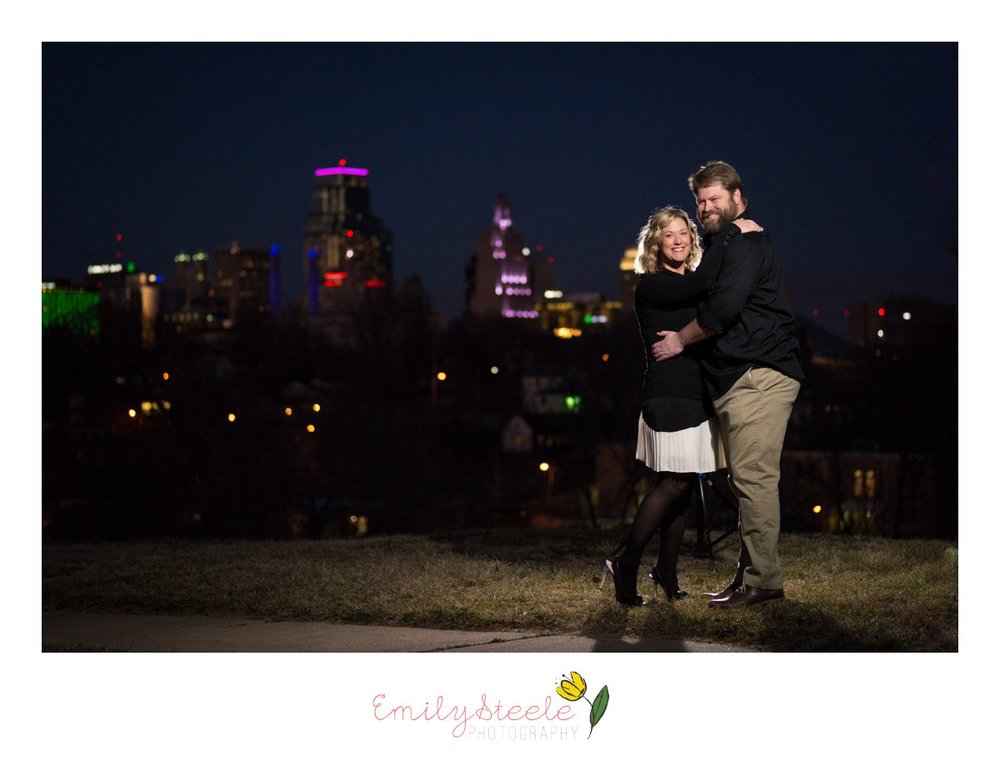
[42, 43, 958, 334]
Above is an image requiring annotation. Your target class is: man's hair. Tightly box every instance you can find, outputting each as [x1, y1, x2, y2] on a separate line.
[634, 206, 704, 275]
[688, 161, 746, 202]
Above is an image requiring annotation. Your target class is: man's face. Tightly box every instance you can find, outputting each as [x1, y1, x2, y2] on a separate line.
[695, 184, 743, 234]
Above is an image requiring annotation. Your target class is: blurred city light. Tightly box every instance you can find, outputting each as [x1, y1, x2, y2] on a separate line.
[553, 327, 582, 339]
[227, 413, 236, 422]
[437, 372, 447, 381]
[539, 462, 550, 472]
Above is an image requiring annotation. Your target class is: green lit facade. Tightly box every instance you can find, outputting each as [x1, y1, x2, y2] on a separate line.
[42, 288, 101, 337]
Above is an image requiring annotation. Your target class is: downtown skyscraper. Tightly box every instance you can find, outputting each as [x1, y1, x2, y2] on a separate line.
[303, 161, 393, 326]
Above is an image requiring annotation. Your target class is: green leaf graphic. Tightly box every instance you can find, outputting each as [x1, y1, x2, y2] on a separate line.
[588, 685, 609, 738]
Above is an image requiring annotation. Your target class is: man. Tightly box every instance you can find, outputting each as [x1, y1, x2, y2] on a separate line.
[652, 161, 803, 608]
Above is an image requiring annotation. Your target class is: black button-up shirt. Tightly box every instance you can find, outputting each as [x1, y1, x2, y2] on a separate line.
[697, 213, 804, 399]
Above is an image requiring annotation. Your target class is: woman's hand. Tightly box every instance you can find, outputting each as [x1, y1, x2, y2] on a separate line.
[734, 218, 763, 233]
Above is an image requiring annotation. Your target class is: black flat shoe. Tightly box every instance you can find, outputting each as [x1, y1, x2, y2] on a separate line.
[649, 567, 688, 601]
[602, 557, 645, 607]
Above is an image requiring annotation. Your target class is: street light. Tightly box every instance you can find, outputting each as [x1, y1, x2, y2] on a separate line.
[540, 462, 554, 507]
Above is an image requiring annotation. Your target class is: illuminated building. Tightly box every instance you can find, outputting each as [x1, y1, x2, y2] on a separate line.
[81, 261, 163, 346]
[619, 247, 638, 314]
[41, 282, 101, 337]
[164, 244, 278, 331]
[537, 291, 623, 337]
[210, 241, 275, 322]
[173, 249, 210, 306]
[302, 162, 393, 319]
[466, 194, 555, 319]
[846, 295, 956, 354]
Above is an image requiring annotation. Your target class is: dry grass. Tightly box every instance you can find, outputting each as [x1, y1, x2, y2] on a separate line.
[42, 528, 958, 651]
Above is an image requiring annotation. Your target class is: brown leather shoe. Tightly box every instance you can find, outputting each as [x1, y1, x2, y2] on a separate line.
[701, 582, 739, 600]
[708, 584, 784, 609]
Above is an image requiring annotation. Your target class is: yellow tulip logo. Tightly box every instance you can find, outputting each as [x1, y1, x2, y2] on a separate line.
[555, 671, 609, 738]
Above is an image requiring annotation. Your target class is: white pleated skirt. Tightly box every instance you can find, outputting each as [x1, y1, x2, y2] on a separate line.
[636, 414, 727, 473]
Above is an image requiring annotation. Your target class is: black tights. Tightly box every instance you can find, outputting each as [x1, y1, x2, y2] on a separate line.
[619, 472, 696, 591]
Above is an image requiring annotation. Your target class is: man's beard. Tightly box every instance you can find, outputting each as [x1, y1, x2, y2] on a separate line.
[699, 201, 740, 234]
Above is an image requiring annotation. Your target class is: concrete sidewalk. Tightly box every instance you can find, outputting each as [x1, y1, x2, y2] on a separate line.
[42, 611, 752, 653]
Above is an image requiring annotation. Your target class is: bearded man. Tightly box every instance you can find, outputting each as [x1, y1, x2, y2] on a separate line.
[652, 161, 804, 608]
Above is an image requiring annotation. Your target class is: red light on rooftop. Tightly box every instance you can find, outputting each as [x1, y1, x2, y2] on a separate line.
[116, 233, 123, 242]
[346, 230, 355, 238]
[338, 158, 347, 166]
[877, 307, 885, 317]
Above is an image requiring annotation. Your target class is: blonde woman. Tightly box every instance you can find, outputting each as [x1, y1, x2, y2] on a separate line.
[603, 206, 760, 606]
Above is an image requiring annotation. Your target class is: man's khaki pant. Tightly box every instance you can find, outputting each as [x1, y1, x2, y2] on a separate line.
[713, 368, 800, 590]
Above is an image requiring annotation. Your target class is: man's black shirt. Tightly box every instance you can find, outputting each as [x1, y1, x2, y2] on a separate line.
[696, 214, 804, 399]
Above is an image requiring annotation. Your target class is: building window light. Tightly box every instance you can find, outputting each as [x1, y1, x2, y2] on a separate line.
[865, 469, 876, 498]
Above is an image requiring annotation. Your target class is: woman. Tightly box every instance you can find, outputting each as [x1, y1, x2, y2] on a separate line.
[603, 206, 759, 606]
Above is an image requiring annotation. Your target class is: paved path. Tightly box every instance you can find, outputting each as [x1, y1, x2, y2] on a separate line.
[42, 611, 752, 652]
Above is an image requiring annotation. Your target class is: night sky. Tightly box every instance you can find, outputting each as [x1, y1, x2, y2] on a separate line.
[42, 42, 957, 334]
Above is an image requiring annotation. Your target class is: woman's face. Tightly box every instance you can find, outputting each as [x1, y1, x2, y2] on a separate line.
[658, 216, 691, 271]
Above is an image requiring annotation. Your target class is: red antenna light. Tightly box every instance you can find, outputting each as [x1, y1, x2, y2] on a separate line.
[346, 230, 354, 238]
[338, 158, 347, 166]
[877, 307, 886, 317]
